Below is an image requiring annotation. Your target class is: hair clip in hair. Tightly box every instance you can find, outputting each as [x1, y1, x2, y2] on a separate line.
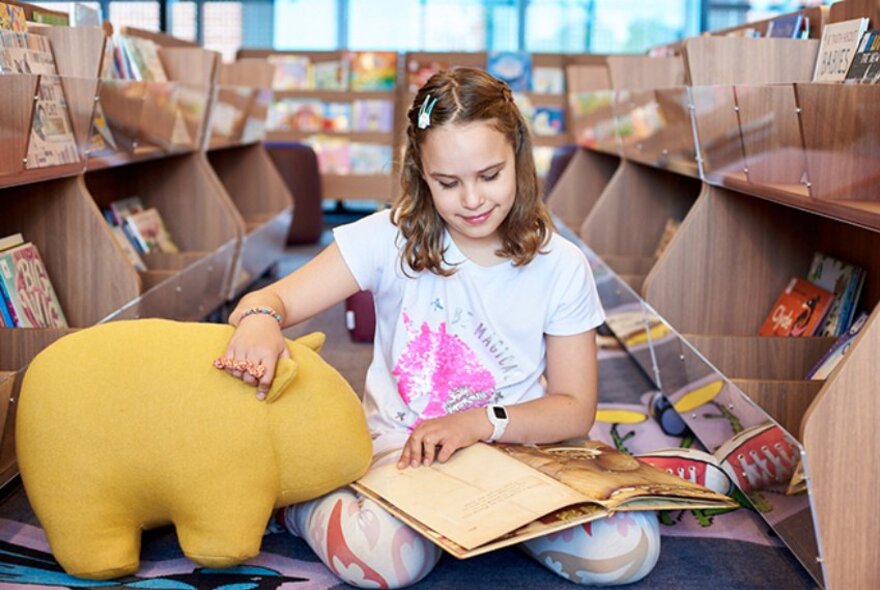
[417, 94, 439, 129]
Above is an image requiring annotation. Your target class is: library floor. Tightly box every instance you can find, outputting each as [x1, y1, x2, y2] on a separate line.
[0, 223, 817, 589]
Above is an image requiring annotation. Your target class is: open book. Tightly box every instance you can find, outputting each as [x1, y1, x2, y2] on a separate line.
[351, 440, 736, 559]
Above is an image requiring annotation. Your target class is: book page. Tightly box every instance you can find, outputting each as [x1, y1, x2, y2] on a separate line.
[356, 443, 587, 551]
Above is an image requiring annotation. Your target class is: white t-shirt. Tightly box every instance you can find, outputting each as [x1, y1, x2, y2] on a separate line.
[333, 210, 605, 452]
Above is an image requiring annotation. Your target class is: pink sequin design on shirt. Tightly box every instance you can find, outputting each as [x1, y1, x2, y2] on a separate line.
[393, 314, 495, 422]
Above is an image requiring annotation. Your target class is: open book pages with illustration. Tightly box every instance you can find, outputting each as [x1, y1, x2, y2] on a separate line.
[351, 441, 736, 559]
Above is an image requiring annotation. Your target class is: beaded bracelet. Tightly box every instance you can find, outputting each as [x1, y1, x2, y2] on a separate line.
[240, 306, 283, 325]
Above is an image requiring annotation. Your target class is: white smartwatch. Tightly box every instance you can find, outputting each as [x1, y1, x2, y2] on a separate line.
[485, 404, 509, 443]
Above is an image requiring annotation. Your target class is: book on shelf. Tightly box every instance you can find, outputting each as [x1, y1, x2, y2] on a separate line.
[108, 225, 147, 271]
[805, 311, 869, 380]
[0, 232, 23, 252]
[0, 2, 26, 32]
[0, 241, 67, 328]
[487, 51, 532, 92]
[806, 252, 865, 337]
[30, 8, 69, 26]
[107, 195, 145, 226]
[124, 207, 179, 254]
[352, 99, 393, 132]
[406, 56, 449, 93]
[324, 101, 352, 132]
[532, 145, 555, 178]
[351, 440, 735, 559]
[531, 105, 565, 136]
[844, 29, 880, 84]
[269, 98, 325, 133]
[758, 276, 835, 337]
[0, 30, 81, 169]
[117, 35, 167, 82]
[348, 51, 397, 92]
[349, 142, 392, 175]
[531, 66, 565, 94]
[307, 135, 351, 175]
[269, 54, 312, 90]
[313, 58, 349, 91]
[766, 13, 806, 39]
[812, 17, 870, 82]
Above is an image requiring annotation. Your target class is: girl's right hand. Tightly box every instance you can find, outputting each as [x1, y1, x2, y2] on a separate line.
[220, 314, 291, 400]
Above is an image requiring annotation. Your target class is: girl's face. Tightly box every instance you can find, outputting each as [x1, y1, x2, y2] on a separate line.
[420, 120, 516, 262]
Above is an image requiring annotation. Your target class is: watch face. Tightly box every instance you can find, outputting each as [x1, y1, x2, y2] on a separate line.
[492, 406, 508, 420]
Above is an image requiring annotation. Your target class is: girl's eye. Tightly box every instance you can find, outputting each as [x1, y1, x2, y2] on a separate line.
[438, 180, 458, 189]
[481, 171, 500, 182]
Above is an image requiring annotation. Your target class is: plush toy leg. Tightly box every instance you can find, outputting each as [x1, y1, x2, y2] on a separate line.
[175, 505, 273, 568]
[46, 521, 142, 580]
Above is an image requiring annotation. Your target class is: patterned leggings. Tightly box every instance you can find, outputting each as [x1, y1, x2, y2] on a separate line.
[282, 485, 661, 588]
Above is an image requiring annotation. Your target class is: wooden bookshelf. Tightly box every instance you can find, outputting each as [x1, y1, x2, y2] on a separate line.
[548, 3, 880, 587]
[239, 49, 398, 203]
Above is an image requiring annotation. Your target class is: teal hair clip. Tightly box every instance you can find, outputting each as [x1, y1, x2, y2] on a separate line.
[417, 94, 439, 129]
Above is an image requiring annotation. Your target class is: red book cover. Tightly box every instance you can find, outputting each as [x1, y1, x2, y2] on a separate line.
[758, 277, 835, 337]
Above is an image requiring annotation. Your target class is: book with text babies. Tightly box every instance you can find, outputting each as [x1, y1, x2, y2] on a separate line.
[351, 440, 735, 559]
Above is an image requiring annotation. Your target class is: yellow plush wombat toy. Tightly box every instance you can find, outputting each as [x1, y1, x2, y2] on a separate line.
[16, 319, 372, 580]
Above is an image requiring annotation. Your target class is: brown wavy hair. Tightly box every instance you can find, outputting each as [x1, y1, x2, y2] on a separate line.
[392, 66, 554, 276]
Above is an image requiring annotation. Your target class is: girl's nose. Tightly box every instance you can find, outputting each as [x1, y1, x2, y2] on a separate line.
[461, 184, 483, 210]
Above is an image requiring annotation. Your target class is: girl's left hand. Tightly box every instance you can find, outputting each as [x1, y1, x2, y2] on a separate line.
[397, 409, 492, 469]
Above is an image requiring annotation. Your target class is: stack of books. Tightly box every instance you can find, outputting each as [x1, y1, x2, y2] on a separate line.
[0, 232, 67, 328]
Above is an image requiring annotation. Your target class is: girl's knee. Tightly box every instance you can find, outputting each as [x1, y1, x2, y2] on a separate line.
[523, 511, 661, 586]
[288, 491, 441, 589]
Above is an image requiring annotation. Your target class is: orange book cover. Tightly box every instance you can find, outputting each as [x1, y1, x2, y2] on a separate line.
[758, 277, 835, 337]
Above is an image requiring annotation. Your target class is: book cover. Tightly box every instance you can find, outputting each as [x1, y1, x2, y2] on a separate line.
[0, 242, 68, 328]
[0, 274, 16, 326]
[323, 101, 352, 132]
[124, 208, 179, 254]
[531, 105, 565, 136]
[351, 441, 734, 559]
[813, 18, 869, 82]
[767, 13, 805, 39]
[805, 311, 869, 380]
[406, 57, 449, 93]
[531, 66, 565, 94]
[487, 51, 532, 92]
[108, 195, 145, 226]
[269, 54, 313, 90]
[844, 30, 880, 84]
[349, 142, 391, 175]
[806, 252, 865, 336]
[0, 2, 27, 31]
[31, 9, 69, 26]
[348, 51, 397, 92]
[109, 225, 147, 271]
[352, 99, 393, 132]
[313, 59, 348, 91]
[758, 276, 835, 337]
[272, 98, 325, 133]
[308, 136, 351, 175]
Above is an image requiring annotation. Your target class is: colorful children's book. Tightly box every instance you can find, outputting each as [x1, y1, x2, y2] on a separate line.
[313, 59, 348, 91]
[805, 311, 869, 380]
[269, 54, 312, 90]
[0, 2, 27, 31]
[487, 51, 532, 92]
[352, 99, 394, 132]
[531, 66, 565, 94]
[766, 13, 805, 39]
[406, 57, 449, 93]
[124, 208, 179, 254]
[30, 9, 69, 26]
[307, 136, 351, 175]
[806, 252, 865, 336]
[107, 196, 145, 226]
[348, 51, 397, 92]
[844, 29, 880, 84]
[531, 105, 565, 136]
[351, 440, 735, 559]
[813, 18, 870, 82]
[109, 225, 147, 271]
[0, 242, 67, 328]
[349, 142, 391, 175]
[323, 101, 352, 132]
[271, 98, 325, 133]
[758, 276, 835, 337]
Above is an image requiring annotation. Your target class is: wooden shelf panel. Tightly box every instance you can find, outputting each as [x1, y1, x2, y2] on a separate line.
[732, 379, 823, 443]
[546, 148, 620, 231]
[323, 174, 396, 201]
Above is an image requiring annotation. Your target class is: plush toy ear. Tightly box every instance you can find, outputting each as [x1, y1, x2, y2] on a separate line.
[264, 357, 298, 403]
[295, 332, 326, 353]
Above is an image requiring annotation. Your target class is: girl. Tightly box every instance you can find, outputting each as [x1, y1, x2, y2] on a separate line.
[221, 67, 660, 588]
